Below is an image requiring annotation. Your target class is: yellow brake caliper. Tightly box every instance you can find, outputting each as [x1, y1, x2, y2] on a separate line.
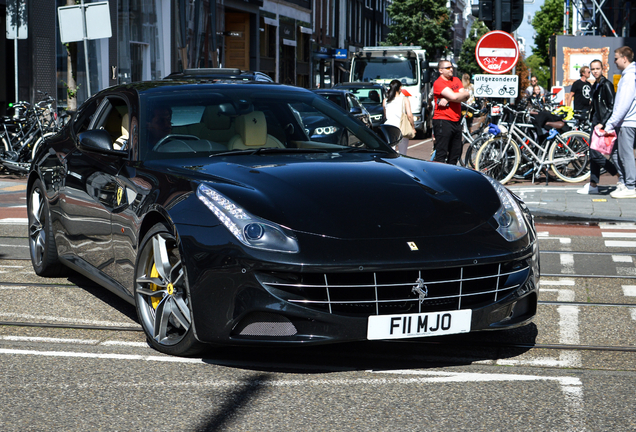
[150, 264, 162, 309]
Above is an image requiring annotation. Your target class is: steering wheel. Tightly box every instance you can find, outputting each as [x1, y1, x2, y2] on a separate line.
[152, 134, 199, 151]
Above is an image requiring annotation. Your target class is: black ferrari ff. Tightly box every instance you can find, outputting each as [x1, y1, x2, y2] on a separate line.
[28, 81, 539, 356]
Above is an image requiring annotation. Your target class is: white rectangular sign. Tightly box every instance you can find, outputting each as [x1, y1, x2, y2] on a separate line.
[58, 2, 112, 44]
[478, 48, 517, 58]
[6, 0, 28, 39]
[474, 74, 519, 98]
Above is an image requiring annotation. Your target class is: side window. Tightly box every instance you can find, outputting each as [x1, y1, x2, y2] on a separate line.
[91, 97, 131, 151]
[72, 98, 100, 136]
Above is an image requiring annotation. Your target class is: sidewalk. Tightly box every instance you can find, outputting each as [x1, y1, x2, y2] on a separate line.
[407, 138, 636, 224]
[508, 185, 636, 223]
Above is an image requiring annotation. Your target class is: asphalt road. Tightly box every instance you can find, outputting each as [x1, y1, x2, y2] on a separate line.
[2, 175, 636, 431]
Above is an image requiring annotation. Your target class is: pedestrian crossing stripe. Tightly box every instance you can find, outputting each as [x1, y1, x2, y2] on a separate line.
[592, 199, 607, 202]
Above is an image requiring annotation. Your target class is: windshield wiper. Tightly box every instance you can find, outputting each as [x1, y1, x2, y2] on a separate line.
[209, 147, 330, 157]
[336, 147, 388, 154]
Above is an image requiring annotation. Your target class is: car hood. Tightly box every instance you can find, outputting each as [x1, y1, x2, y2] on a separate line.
[177, 154, 502, 240]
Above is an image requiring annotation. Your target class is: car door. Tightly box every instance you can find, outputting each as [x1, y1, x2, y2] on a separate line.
[59, 96, 130, 278]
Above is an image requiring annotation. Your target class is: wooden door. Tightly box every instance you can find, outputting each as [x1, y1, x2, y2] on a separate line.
[225, 13, 249, 70]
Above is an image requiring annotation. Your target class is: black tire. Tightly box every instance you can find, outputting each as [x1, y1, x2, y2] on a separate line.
[28, 179, 68, 277]
[134, 223, 204, 356]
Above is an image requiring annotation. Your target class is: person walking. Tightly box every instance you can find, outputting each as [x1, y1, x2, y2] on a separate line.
[383, 79, 414, 155]
[577, 59, 618, 195]
[567, 66, 592, 115]
[432, 60, 470, 164]
[603, 46, 636, 198]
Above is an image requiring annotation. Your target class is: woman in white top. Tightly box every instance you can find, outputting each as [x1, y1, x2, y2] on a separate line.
[383, 79, 414, 155]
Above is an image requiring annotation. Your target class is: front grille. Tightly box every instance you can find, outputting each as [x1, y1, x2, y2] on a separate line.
[257, 259, 530, 317]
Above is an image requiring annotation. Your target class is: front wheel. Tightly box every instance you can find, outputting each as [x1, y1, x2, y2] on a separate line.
[549, 131, 591, 182]
[134, 223, 204, 356]
[28, 179, 67, 276]
[474, 136, 520, 185]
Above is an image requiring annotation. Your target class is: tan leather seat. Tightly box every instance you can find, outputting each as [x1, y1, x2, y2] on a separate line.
[114, 113, 129, 150]
[227, 111, 283, 150]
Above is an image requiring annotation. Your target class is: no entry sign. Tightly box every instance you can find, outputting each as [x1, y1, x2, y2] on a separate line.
[475, 31, 519, 75]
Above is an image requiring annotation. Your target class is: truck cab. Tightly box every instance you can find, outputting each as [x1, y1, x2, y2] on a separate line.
[350, 46, 432, 136]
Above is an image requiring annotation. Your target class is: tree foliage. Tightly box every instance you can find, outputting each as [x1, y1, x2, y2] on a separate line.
[525, 54, 551, 89]
[531, 0, 570, 62]
[456, 20, 490, 77]
[384, 0, 452, 58]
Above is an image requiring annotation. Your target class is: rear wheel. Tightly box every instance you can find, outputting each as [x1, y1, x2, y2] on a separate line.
[134, 223, 204, 356]
[549, 131, 591, 182]
[474, 136, 520, 185]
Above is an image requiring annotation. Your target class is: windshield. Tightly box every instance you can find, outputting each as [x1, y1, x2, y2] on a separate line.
[342, 87, 384, 106]
[140, 87, 390, 160]
[352, 57, 418, 86]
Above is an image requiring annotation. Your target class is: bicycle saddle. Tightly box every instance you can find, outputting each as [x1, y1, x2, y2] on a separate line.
[544, 120, 565, 130]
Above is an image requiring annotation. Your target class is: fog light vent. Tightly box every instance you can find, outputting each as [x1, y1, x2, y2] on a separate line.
[236, 313, 297, 336]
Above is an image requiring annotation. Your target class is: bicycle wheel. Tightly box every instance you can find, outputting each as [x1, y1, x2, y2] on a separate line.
[549, 130, 591, 182]
[463, 135, 490, 169]
[474, 136, 520, 185]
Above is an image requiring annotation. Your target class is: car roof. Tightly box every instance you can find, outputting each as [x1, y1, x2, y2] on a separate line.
[164, 68, 274, 82]
[311, 89, 352, 95]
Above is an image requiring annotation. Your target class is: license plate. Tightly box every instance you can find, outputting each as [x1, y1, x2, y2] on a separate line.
[367, 309, 472, 340]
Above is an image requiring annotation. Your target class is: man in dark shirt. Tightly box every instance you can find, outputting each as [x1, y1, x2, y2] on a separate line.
[567, 66, 592, 112]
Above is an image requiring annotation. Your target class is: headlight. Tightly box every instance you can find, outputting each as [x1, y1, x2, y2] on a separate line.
[313, 126, 339, 135]
[196, 184, 299, 253]
[413, 115, 421, 122]
[483, 176, 528, 242]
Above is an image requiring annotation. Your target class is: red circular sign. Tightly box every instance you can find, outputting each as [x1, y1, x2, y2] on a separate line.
[475, 31, 519, 75]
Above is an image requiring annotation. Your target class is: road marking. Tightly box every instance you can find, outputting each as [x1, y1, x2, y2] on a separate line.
[0, 348, 204, 363]
[605, 241, 636, 248]
[0, 285, 29, 290]
[631, 309, 636, 321]
[538, 236, 572, 244]
[100, 341, 148, 347]
[617, 267, 636, 276]
[408, 139, 433, 149]
[0, 312, 139, 328]
[0, 244, 28, 248]
[600, 223, 636, 230]
[0, 218, 28, 225]
[560, 253, 575, 274]
[602, 232, 636, 238]
[622, 285, 636, 296]
[0, 185, 26, 192]
[612, 255, 634, 263]
[0, 336, 99, 344]
[541, 279, 575, 286]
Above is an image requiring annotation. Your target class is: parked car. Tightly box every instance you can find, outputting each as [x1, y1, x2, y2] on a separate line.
[27, 81, 539, 356]
[310, 89, 373, 145]
[165, 68, 274, 83]
[334, 82, 387, 129]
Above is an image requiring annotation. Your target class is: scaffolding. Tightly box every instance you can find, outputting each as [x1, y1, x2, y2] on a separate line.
[568, 0, 618, 36]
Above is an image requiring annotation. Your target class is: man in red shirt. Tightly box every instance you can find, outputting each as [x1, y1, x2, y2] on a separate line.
[433, 60, 470, 164]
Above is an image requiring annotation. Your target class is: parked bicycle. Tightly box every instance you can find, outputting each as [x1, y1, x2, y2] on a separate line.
[474, 105, 591, 185]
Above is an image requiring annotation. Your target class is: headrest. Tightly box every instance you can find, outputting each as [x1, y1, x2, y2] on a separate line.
[121, 113, 129, 137]
[236, 111, 267, 147]
[202, 105, 231, 130]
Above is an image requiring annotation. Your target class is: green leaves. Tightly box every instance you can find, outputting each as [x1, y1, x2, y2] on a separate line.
[384, 0, 452, 58]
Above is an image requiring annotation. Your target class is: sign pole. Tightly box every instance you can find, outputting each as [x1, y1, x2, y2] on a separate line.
[80, 0, 92, 98]
[14, 38, 18, 103]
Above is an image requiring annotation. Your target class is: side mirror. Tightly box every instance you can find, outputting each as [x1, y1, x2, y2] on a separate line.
[378, 124, 402, 146]
[78, 129, 127, 157]
[421, 60, 431, 84]
[349, 106, 363, 115]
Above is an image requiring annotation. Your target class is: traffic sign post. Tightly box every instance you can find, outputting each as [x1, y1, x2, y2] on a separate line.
[475, 30, 519, 75]
[6, 0, 28, 103]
